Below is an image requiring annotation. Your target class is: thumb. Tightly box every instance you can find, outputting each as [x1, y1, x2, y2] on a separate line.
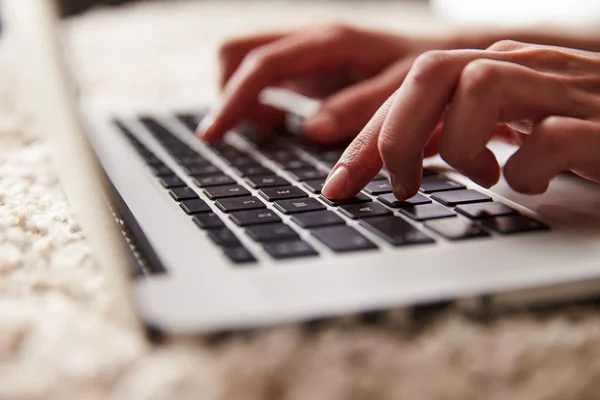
[303, 58, 413, 144]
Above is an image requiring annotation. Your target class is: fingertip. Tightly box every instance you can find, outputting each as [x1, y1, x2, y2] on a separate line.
[321, 165, 350, 200]
[304, 112, 337, 139]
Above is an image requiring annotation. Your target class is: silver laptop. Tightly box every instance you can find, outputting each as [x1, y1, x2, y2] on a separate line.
[9, 0, 600, 334]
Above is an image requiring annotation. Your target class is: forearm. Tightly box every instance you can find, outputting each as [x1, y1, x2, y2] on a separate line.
[452, 28, 600, 53]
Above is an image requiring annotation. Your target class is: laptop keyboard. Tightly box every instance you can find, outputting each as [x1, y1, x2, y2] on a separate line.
[114, 115, 549, 266]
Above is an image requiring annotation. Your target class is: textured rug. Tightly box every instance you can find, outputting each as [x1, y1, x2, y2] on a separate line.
[2, 1, 600, 399]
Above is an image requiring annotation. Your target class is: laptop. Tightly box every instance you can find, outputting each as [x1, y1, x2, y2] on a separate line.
[8, 0, 600, 334]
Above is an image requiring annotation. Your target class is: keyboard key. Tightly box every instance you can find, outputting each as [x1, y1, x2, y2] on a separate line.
[224, 247, 257, 264]
[291, 210, 346, 229]
[159, 176, 185, 189]
[364, 180, 393, 195]
[176, 156, 211, 167]
[245, 175, 290, 188]
[455, 202, 518, 219]
[274, 198, 326, 214]
[288, 169, 328, 181]
[246, 223, 300, 242]
[263, 147, 296, 161]
[208, 228, 242, 247]
[192, 212, 225, 229]
[176, 114, 202, 132]
[319, 193, 371, 207]
[144, 154, 163, 166]
[338, 203, 392, 219]
[150, 164, 173, 177]
[430, 189, 492, 206]
[228, 156, 259, 167]
[399, 203, 457, 221]
[184, 164, 221, 176]
[230, 209, 281, 226]
[424, 218, 490, 240]
[215, 196, 266, 213]
[263, 241, 319, 259]
[359, 216, 435, 246]
[312, 226, 377, 253]
[419, 176, 465, 193]
[302, 179, 326, 194]
[481, 215, 549, 235]
[179, 199, 211, 214]
[277, 159, 313, 170]
[169, 186, 199, 201]
[377, 193, 431, 207]
[203, 185, 250, 200]
[193, 175, 236, 187]
[258, 186, 308, 202]
[232, 165, 272, 177]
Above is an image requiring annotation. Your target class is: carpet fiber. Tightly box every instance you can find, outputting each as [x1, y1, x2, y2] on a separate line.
[2, 2, 600, 399]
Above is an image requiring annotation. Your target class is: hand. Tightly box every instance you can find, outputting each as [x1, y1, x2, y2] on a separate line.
[322, 40, 600, 200]
[199, 24, 453, 143]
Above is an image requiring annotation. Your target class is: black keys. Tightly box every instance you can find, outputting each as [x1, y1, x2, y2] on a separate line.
[215, 196, 266, 213]
[262, 147, 296, 162]
[169, 186, 199, 201]
[258, 186, 308, 202]
[263, 241, 319, 259]
[481, 215, 549, 235]
[223, 247, 257, 264]
[228, 156, 259, 167]
[233, 165, 272, 177]
[176, 114, 202, 132]
[312, 226, 377, 253]
[229, 209, 281, 226]
[302, 179, 326, 194]
[277, 159, 313, 170]
[203, 185, 250, 200]
[192, 212, 225, 229]
[456, 202, 518, 219]
[246, 224, 300, 242]
[176, 156, 211, 167]
[319, 193, 371, 207]
[160, 176, 185, 189]
[193, 175, 236, 187]
[179, 199, 211, 214]
[288, 169, 328, 181]
[150, 164, 173, 177]
[399, 203, 457, 221]
[184, 164, 221, 176]
[424, 218, 490, 240]
[377, 193, 431, 207]
[364, 180, 393, 195]
[430, 189, 492, 206]
[291, 210, 346, 229]
[338, 203, 392, 219]
[144, 154, 163, 166]
[419, 176, 465, 193]
[359, 216, 435, 246]
[245, 175, 290, 188]
[274, 198, 326, 214]
[208, 228, 241, 247]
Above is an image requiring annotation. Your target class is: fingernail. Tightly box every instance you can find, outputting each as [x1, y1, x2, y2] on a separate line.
[196, 109, 218, 140]
[322, 166, 349, 199]
[389, 172, 409, 200]
[304, 111, 336, 138]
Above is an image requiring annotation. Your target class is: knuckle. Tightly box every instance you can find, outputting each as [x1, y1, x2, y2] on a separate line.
[487, 39, 526, 52]
[410, 50, 452, 84]
[320, 22, 354, 41]
[535, 117, 571, 150]
[459, 59, 501, 95]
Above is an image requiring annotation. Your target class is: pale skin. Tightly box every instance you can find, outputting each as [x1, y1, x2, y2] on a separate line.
[198, 24, 600, 201]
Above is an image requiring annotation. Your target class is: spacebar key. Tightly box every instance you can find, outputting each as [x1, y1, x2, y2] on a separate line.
[359, 216, 435, 246]
[312, 225, 377, 253]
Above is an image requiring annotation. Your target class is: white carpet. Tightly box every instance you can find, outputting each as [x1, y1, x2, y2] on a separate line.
[2, 1, 600, 399]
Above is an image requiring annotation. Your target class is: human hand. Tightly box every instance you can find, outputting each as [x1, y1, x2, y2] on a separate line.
[321, 41, 600, 200]
[199, 24, 453, 143]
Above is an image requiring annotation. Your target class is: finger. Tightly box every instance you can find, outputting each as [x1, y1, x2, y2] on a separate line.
[200, 29, 360, 141]
[321, 94, 396, 200]
[439, 59, 583, 188]
[504, 117, 600, 194]
[303, 58, 413, 144]
[219, 32, 288, 88]
[376, 49, 592, 199]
